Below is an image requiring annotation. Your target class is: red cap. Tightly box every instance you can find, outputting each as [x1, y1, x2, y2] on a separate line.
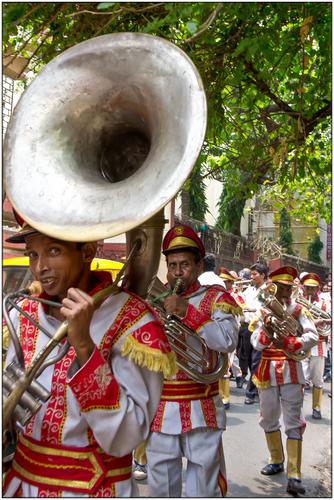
[300, 272, 321, 287]
[269, 266, 297, 285]
[6, 209, 39, 243]
[219, 267, 236, 281]
[162, 224, 205, 258]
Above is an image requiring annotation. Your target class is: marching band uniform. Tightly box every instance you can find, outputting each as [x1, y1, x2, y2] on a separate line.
[3, 270, 175, 497]
[146, 225, 240, 497]
[251, 266, 318, 495]
[300, 273, 331, 419]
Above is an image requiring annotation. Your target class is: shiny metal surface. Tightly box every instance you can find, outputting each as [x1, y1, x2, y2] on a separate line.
[148, 277, 228, 383]
[4, 33, 207, 241]
[295, 295, 331, 337]
[257, 283, 310, 361]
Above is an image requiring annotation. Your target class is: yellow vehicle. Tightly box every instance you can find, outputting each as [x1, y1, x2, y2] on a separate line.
[2, 256, 124, 295]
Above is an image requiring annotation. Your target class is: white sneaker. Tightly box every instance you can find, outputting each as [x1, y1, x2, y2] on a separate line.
[133, 462, 147, 481]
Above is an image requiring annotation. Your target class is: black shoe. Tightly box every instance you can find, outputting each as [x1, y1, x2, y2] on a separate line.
[304, 384, 311, 391]
[261, 463, 284, 476]
[236, 376, 244, 388]
[312, 408, 322, 419]
[287, 478, 305, 495]
[224, 402, 230, 410]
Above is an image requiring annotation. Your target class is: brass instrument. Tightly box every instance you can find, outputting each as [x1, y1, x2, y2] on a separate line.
[233, 279, 252, 287]
[148, 278, 228, 384]
[3, 33, 207, 431]
[257, 284, 310, 361]
[294, 295, 331, 337]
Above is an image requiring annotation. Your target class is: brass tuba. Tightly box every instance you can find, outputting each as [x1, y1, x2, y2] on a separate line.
[257, 284, 310, 361]
[148, 278, 228, 384]
[294, 296, 331, 337]
[3, 33, 207, 430]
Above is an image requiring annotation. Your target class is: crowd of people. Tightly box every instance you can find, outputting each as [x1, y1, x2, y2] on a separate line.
[2, 220, 331, 497]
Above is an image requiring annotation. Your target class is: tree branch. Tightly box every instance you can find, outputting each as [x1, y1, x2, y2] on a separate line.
[65, 3, 165, 18]
[183, 3, 224, 44]
[243, 58, 298, 116]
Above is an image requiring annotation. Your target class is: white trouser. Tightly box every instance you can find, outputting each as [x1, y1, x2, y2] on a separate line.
[230, 351, 242, 378]
[258, 384, 306, 439]
[146, 428, 226, 497]
[302, 356, 325, 388]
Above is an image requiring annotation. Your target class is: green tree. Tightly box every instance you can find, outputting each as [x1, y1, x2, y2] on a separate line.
[3, 2, 332, 232]
[279, 208, 294, 254]
[307, 234, 323, 264]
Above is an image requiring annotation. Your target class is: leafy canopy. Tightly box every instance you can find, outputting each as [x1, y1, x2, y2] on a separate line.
[3, 2, 332, 233]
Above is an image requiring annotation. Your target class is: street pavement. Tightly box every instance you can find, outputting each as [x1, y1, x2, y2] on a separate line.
[137, 380, 331, 497]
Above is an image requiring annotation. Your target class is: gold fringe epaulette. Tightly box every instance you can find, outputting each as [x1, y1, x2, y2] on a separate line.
[252, 373, 271, 389]
[248, 316, 260, 333]
[121, 335, 177, 379]
[213, 302, 242, 317]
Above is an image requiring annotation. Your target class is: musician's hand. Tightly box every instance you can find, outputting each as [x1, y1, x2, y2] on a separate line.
[61, 288, 95, 366]
[164, 295, 188, 318]
[281, 335, 303, 353]
[263, 315, 276, 337]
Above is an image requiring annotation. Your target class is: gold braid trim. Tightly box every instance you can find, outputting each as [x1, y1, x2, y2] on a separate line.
[212, 302, 242, 317]
[252, 373, 271, 389]
[121, 335, 177, 379]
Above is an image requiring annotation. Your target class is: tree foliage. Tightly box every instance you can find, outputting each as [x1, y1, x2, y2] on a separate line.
[3, 2, 332, 233]
[279, 208, 294, 255]
[307, 234, 323, 264]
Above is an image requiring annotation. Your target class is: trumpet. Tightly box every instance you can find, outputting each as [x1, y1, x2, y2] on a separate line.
[148, 277, 228, 384]
[233, 279, 252, 289]
[294, 296, 331, 337]
[257, 283, 310, 361]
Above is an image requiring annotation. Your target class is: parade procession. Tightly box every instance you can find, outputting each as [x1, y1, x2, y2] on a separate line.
[2, 3, 332, 499]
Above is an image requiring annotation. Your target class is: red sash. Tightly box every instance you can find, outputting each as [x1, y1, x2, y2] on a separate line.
[161, 380, 219, 401]
[10, 433, 132, 494]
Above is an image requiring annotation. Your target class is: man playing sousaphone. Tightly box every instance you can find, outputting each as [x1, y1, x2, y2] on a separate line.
[146, 224, 240, 497]
[2, 216, 175, 497]
[250, 266, 318, 496]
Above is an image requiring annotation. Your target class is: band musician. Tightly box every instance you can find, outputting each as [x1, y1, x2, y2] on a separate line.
[3, 217, 175, 497]
[251, 266, 318, 496]
[300, 273, 331, 419]
[146, 224, 240, 497]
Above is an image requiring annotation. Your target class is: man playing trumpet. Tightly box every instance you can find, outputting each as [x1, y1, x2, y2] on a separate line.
[250, 266, 318, 496]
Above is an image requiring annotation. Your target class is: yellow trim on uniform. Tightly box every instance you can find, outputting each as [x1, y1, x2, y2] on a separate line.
[121, 335, 177, 379]
[271, 273, 294, 283]
[166, 236, 199, 250]
[303, 279, 319, 286]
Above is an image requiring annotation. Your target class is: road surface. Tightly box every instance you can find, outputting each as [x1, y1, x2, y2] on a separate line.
[137, 380, 331, 497]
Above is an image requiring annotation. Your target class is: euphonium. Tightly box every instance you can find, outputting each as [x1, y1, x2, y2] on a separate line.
[257, 283, 310, 361]
[3, 33, 207, 431]
[147, 277, 228, 384]
[294, 296, 331, 337]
